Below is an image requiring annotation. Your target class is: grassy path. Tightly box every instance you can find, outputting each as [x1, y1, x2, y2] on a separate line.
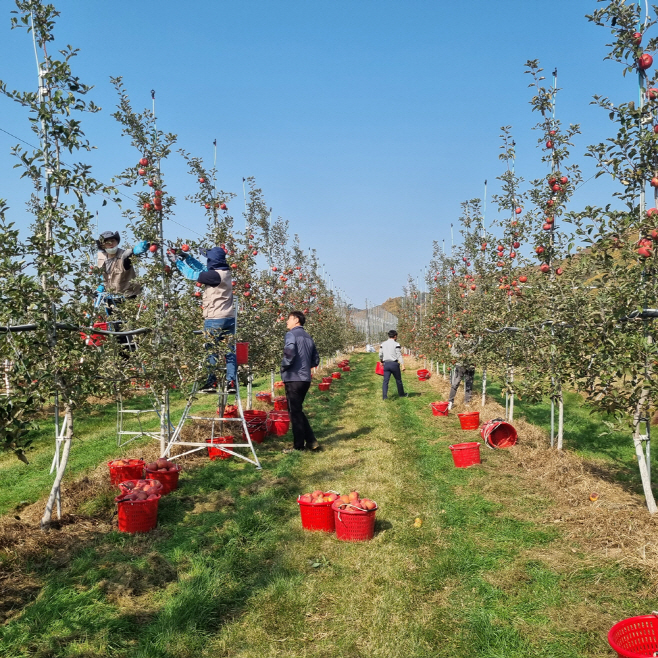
[1, 354, 656, 657]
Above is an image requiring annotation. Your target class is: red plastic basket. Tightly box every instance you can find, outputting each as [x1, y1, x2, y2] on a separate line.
[236, 341, 249, 365]
[115, 494, 160, 533]
[298, 495, 336, 532]
[144, 464, 181, 494]
[609, 615, 658, 657]
[319, 382, 331, 391]
[417, 369, 431, 381]
[117, 478, 163, 495]
[341, 366, 351, 372]
[481, 419, 518, 448]
[321, 376, 333, 384]
[267, 411, 290, 436]
[243, 410, 267, 444]
[274, 380, 285, 390]
[255, 391, 272, 403]
[431, 402, 450, 417]
[207, 436, 233, 460]
[273, 396, 288, 411]
[458, 411, 480, 430]
[449, 442, 481, 468]
[108, 459, 145, 485]
[331, 372, 341, 379]
[332, 501, 378, 542]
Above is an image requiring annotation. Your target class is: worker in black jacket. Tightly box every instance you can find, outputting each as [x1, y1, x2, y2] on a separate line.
[281, 311, 320, 452]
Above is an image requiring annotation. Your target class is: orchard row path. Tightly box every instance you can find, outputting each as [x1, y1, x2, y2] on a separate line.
[1, 353, 656, 658]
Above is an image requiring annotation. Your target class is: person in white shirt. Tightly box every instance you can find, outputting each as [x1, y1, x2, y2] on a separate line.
[378, 330, 407, 400]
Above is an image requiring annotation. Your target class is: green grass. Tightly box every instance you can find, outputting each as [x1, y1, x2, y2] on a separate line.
[1, 355, 655, 657]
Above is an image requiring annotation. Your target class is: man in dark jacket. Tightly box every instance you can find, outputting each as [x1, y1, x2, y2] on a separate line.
[281, 311, 320, 452]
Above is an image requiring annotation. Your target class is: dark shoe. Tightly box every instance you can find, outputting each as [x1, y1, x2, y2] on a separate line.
[307, 440, 320, 451]
[200, 381, 218, 394]
[227, 380, 237, 394]
[399, 393, 408, 398]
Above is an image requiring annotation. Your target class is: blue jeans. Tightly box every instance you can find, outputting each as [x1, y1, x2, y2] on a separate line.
[204, 318, 236, 384]
[383, 361, 404, 399]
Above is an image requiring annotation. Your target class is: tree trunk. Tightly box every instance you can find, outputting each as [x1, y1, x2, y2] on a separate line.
[633, 387, 657, 513]
[41, 403, 72, 529]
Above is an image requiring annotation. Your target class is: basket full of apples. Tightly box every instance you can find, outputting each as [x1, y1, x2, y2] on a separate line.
[107, 458, 144, 485]
[297, 490, 340, 532]
[144, 458, 182, 494]
[332, 491, 378, 542]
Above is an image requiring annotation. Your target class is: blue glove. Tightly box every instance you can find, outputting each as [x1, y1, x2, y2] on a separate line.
[96, 284, 105, 293]
[133, 240, 149, 256]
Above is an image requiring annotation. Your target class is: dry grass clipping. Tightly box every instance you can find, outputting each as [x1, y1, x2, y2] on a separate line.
[405, 355, 658, 584]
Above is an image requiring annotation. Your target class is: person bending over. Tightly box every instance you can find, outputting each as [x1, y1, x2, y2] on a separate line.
[281, 311, 320, 452]
[379, 329, 407, 400]
[169, 246, 236, 393]
[448, 329, 475, 410]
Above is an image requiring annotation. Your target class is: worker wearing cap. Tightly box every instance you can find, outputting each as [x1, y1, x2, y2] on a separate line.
[96, 230, 150, 298]
[168, 246, 236, 393]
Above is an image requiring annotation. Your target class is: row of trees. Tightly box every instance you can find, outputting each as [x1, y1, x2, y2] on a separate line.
[0, 0, 360, 527]
[398, 1, 658, 513]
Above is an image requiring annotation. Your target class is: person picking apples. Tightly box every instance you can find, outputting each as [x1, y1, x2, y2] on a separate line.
[281, 311, 320, 452]
[168, 246, 237, 393]
[448, 328, 476, 410]
[379, 329, 407, 400]
[96, 230, 150, 299]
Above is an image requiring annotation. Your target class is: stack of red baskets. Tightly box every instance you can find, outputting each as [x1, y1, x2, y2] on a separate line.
[243, 409, 267, 443]
[416, 369, 431, 381]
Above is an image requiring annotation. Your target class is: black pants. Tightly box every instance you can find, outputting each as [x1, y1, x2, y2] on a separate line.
[383, 361, 404, 399]
[449, 365, 475, 403]
[284, 381, 316, 450]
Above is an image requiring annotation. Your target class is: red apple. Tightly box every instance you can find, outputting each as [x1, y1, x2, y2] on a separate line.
[638, 246, 652, 257]
[651, 229, 658, 241]
[515, 207, 522, 214]
[648, 88, 658, 100]
[633, 32, 642, 45]
[139, 157, 149, 166]
[220, 203, 227, 210]
[648, 207, 658, 217]
[513, 241, 520, 249]
[639, 53, 653, 70]
[244, 291, 250, 297]
[154, 189, 163, 197]
[143, 203, 152, 210]
[199, 177, 205, 183]
[547, 199, 554, 207]
[205, 203, 211, 209]
[138, 168, 146, 176]
[470, 284, 476, 290]
[252, 251, 258, 256]
[149, 244, 158, 253]
[181, 244, 189, 252]
[543, 223, 552, 231]
[536, 246, 545, 254]
[147, 180, 154, 187]
[549, 130, 556, 136]
[552, 184, 561, 192]
[560, 176, 568, 184]
[556, 267, 564, 276]
[546, 140, 554, 149]
[272, 266, 278, 272]
[540, 263, 550, 273]
[509, 252, 516, 259]
[194, 291, 201, 297]
[231, 263, 238, 269]
[519, 275, 528, 283]
[548, 177, 557, 186]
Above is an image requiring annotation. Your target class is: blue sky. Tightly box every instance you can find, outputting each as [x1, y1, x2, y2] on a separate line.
[0, 1, 642, 307]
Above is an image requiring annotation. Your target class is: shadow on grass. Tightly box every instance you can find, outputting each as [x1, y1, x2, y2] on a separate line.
[0, 367, 357, 657]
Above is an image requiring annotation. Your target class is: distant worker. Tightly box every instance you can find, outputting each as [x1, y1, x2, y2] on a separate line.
[96, 230, 149, 298]
[379, 329, 407, 400]
[448, 328, 476, 410]
[281, 311, 320, 452]
[169, 246, 236, 393]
